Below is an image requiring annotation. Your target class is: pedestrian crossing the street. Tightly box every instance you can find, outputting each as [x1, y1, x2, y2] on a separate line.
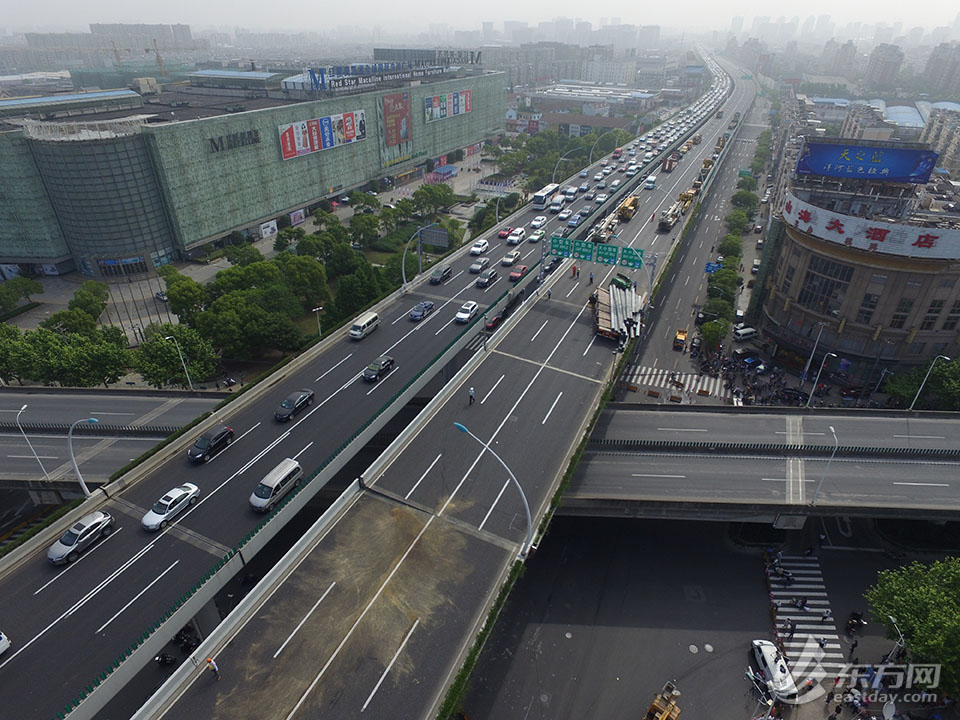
[625, 365, 732, 401]
[769, 556, 847, 681]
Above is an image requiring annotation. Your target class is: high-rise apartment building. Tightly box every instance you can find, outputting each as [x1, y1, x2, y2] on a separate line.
[865, 42, 903, 88]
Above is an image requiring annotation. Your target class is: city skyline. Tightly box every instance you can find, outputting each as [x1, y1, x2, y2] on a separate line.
[2, 2, 959, 39]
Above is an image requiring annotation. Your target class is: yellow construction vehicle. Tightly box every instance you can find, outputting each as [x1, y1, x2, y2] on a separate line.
[644, 681, 682, 720]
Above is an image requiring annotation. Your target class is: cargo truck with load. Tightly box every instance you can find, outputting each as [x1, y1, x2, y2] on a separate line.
[692, 134, 702, 144]
[658, 202, 682, 232]
[661, 151, 681, 173]
[673, 328, 688, 351]
[617, 195, 640, 221]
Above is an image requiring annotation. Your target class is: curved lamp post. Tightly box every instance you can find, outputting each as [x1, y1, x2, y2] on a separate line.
[312, 306, 323, 339]
[453, 422, 532, 559]
[588, 128, 631, 165]
[16, 404, 50, 481]
[909, 355, 950, 411]
[401, 222, 439, 287]
[68, 417, 99, 498]
[551, 147, 586, 185]
[164, 335, 194, 392]
[811, 425, 838, 505]
[806, 352, 836, 408]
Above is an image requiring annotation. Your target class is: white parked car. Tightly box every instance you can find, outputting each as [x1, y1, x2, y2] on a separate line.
[469, 239, 489, 255]
[752, 639, 798, 702]
[531, 216, 547, 229]
[0, 630, 10, 655]
[142, 483, 200, 530]
[455, 301, 479, 323]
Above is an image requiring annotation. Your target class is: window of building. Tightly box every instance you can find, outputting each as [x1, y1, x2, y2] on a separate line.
[932, 343, 948, 356]
[870, 274, 887, 285]
[905, 278, 922, 288]
[796, 255, 854, 317]
[943, 301, 960, 330]
[782, 265, 795, 295]
[939, 278, 955, 289]
[856, 293, 879, 325]
[921, 299, 945, 330]
[890, 297, 914, 329]
[906, 341, 925, 356]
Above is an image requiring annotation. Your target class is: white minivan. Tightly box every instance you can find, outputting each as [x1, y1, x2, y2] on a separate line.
[349, 311, 380, 339]
[644, 175, 657, 190]
[249, 458, 303, 512]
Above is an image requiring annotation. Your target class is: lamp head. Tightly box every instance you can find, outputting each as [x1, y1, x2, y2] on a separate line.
[453, 422, 468, 434]
[19, 404, 27, 412]
[87, 417, 99, 424]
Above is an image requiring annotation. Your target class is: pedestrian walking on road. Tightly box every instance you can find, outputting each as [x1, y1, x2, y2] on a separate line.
[848, 640, 858, 660]
[822, 609, 832, 623]
[206, 657, 221, 680]
[589, 272, 594, 285]
[546, 289, 551, 300]
[469, 387, 475, 405]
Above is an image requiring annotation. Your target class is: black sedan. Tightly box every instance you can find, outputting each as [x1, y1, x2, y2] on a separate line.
[187, 424, 235, 463]
[363, 355, 395, 382]
[544, 256, 562, 274]
[689, 337, 702, 358]
[409, 300, 435, 321]
[274, 388, 315, 421]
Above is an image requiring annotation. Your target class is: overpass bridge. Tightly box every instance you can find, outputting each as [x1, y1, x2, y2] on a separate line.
[564, 405, 960, 522]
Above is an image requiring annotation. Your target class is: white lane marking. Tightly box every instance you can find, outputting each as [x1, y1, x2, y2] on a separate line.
[292, 442, 314, 461]
[34, 527, 124, 595]
[365, 366, 400, 395]
[361, 617, 420, 712]
[892, 434, 945, 440]
[434, 317, 456, 336]
[656, 427, 708, 432]
[84, 411, 136, 416]
[273, 581, 337, 659]
[284, 516, 436, 720]
[480, 375, 504, 405]
[893, 481, 949, 487]
[530, 320, 548, 342]
[582, 334, 596, 356]
[9, 454, 58, 460]
[392, 310, 407, 324]
[2, 541, 154, 670]
[478, 479, 509, 532]
[761, 478, 789, 482]
[316, 354, 354, 382]
[96, 560, 180, 633]
[542, 392, 563, 425]
[631, 473, 686, 479]
[405, 453, 442, 500]
[565, 282, 580, 298]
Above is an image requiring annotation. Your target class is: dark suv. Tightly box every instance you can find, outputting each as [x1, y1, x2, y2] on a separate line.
[429, 265, 452, 285]
[187, 424, 235, 463]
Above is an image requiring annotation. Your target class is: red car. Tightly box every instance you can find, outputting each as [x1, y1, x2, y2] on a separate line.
[485, 313, 504, 331]
[498, 227, 514, 239]
[509, 264, 529, 282]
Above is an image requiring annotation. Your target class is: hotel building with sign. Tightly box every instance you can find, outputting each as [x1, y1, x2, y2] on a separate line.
[0, 66, 504, 278]
[759, 136, 960, 378]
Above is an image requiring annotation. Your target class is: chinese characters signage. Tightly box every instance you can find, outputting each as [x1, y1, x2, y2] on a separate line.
[383, 92, 412, 148]
[795, 142, 938, 184]
[424, 90, 471, 123]
[278, 110, 367, 161]
[781, 192, 960, 260]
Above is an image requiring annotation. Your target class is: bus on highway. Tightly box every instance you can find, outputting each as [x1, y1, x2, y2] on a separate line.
[532, 183, 561, 211]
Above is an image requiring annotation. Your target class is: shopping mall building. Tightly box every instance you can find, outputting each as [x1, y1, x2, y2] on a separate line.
[0, 66, 504, 278]
[758, 137, 960, 379]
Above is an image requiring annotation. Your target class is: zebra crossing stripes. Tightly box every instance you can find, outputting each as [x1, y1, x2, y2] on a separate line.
[625, 365, 732, 400]
[771, 556, 847, 676]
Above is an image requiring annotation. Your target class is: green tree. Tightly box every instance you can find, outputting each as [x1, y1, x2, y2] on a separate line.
[866, 558, 960, 697]
[700, 319, 731, 351]
[379, 207, 400, 234]
[349, 213, 381, 248]
[335, 274, 371, 318]
[296, 234, 322, 259]
[40, 308, 98, 337]
[67, 289, 106, 322]
[718, 235, 744, 258]
[731, 190, 759, 216]
[0, 285, 19, 314]
[327, 243, 360, 278]
[381, 251, 421, 287]
[5, 276, 44, 302]
[135, 324, 218, 389]
[350, 191, 381, 211]
[79, 280, 109, 304]
[273, 253, 331, 309]
[162, 271, 207, 325]
[0, 323, 24, 384]
[225, 243, 265, 266]
[725, 209, 752, 235]
[273, 234, 293, 253]
[703, 297, 735, 322]
[20, 327, 66, 385]
[737, 176, 758, 191]
[395, 198, 416, 220]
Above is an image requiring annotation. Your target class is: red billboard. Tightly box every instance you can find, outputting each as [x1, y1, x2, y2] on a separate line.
[383, 92, 412, 148]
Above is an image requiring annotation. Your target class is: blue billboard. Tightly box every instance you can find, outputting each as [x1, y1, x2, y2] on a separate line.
[795, 142, 938, 184]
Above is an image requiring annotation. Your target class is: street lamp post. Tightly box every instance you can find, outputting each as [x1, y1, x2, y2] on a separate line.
[164, 335, 194, 392]
[811, 425, 838, 505]
[551, 147, 585, 185]
[16, 404, 50, 481]
[909, 355, 950, 411]
[68, 417, 99, 498]
[587, 128, 629, 165]
[312, 306, 323, 338]
[884, 615, 906, 663]
[401, 222, 439, 287]
[453, 422, 532, 559]
[800, 322, 826, 390]
[874, 368, 894, 395]
[806, 352, 837, 408]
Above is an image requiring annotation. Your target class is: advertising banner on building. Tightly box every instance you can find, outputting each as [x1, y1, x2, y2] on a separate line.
[781, 192, 960, 260]
[795, 142, 938, 184]
[289, 209, 306, 226]
[278, 110, 366, 160]
[383, 92, 412, 148]
[260, 220, 278, 238]
[423, 90, 472, 123]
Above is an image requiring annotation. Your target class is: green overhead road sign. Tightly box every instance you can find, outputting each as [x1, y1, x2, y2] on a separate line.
[550, 234, 571, 257]
[572, 239, 595, 262]
[596, 243, 619, 265]
[619, 246, 644, 268]
[739, 169, 753, 178]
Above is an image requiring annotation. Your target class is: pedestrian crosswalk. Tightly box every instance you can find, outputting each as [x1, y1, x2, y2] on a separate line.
[624, 365, 732, 400]
[769, 556, 846, 682]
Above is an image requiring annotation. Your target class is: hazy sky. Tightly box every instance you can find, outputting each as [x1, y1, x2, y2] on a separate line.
[4, 0, 959, 36]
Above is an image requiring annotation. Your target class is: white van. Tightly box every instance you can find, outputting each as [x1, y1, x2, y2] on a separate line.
[549, 195, 566, 213]
[734, 327, 758, 342]
[249, 458, 303, 512]
[609, 179, 621, 190]
[644, 175, 657, 190]
[349, 311, 380, 339]
[563, 186, 578, 199]
[644, 152, 654, 162]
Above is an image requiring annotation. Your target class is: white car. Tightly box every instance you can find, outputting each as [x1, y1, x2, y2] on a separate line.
[507, 227, 526, 244]
[529, 229, 545, 242]
[558, 208, 573, 220]
[595, 193, 609, 204]
[501, 250, 521, 266]
[0, 630, 9, 655]
[455, 301, 479, 323]
[470, 239, 489, 255]
[752, 639, 798, 701]
[142, 483, 200, 530]
[531, 216, 547, 229]
[593, 173, 604, 182]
